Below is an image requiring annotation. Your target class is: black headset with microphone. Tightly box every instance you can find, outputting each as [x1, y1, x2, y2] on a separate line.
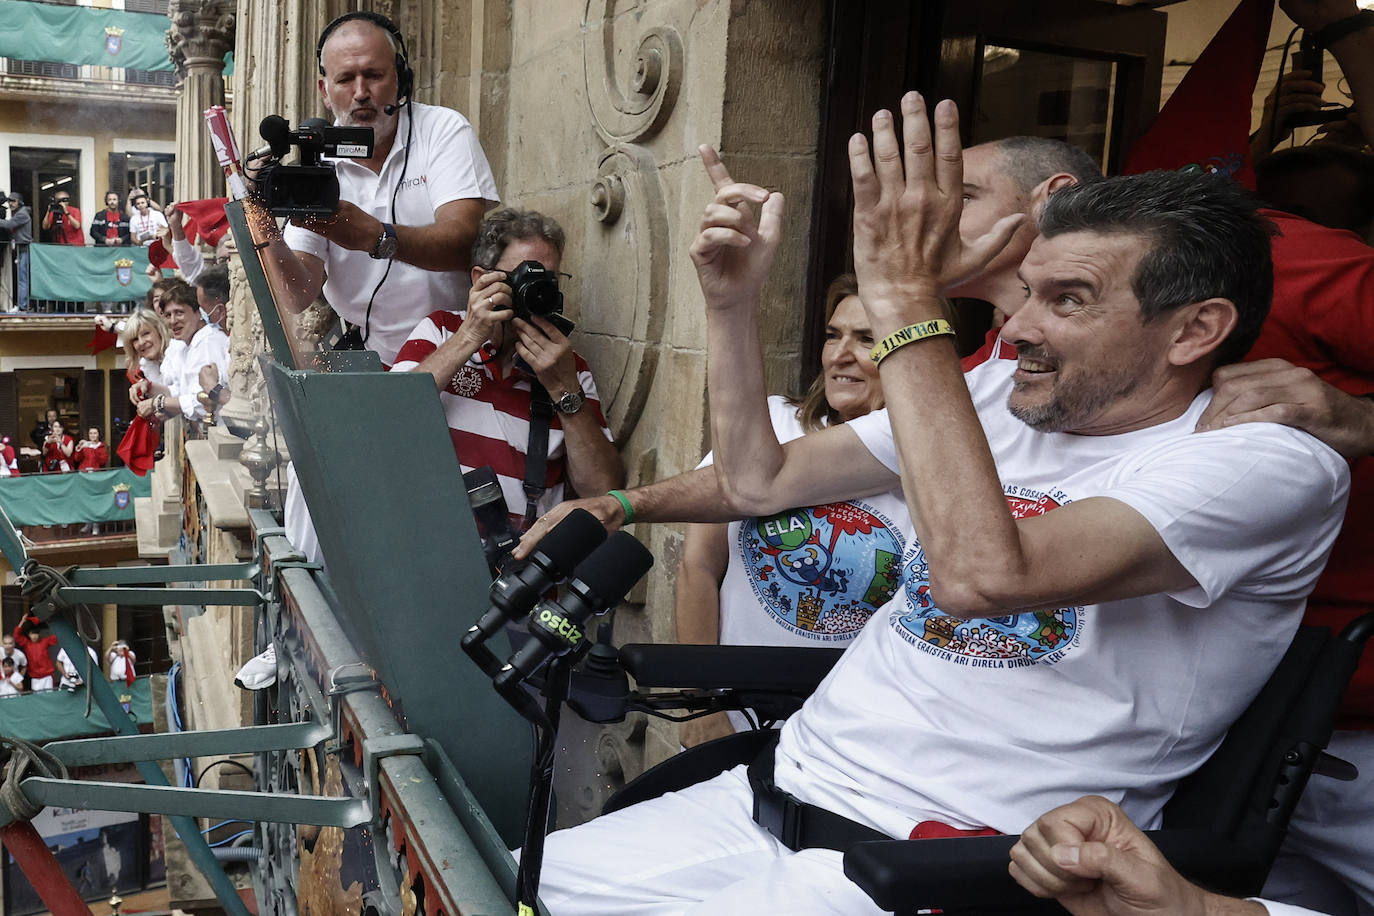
[316, 10, 416, 350]
[316, 10, 414, 114]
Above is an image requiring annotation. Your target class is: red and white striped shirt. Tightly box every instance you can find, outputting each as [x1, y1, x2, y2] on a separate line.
[393, 310, 612, 528]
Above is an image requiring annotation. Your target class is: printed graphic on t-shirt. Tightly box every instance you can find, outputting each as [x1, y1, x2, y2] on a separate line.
[889, 484, 1083, 667]
[739, 501, 904, 640]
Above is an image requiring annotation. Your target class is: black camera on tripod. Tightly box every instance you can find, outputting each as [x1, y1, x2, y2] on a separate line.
[251, 114, 375, 219]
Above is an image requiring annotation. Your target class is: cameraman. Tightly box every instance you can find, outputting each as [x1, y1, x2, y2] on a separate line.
[253, 12, 499, 367]
[393, 208, 624, 529]
[40, 191, 84, 246]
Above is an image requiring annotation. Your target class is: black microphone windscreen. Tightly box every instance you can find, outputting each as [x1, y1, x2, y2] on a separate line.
[259, 115, 292, 158]
[534, 508, 608, 574]
[570, 532, 654, 607]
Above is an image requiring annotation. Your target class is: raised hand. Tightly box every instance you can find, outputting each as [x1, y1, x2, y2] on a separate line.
[688, 146, 785, 313]
[848, 93, 1023, 324]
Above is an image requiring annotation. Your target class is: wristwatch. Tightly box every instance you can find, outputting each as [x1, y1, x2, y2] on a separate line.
[555, 390, 586, 415]
[370, 222, 398, 260]
[208, 383, 227, 403]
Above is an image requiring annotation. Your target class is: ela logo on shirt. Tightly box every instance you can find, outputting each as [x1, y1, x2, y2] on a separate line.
[739, 501, 904, 641]
[891, 486, 1082, 668]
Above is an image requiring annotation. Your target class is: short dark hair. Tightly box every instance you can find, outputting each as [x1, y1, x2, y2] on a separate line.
[1038, 170, 1276, 367]
[195, 265, 231, 304]
[163, 281, 199, 311]
[1255, 145, 1374, 234]
[470, 208, 566, 270]
[993, 137, 1103, 192]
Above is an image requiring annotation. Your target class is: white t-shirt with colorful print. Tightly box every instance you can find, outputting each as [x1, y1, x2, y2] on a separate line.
[699, 396, 909, 650]
[771, 357, 1349, 840]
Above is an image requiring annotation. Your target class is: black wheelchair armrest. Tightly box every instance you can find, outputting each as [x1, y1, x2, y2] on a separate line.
[619, 644, 844, 692]
[843, 828, 1264, 915]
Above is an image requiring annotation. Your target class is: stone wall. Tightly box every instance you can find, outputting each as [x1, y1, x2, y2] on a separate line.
[216, 0, 826, 798]
[481, 0, 825, 782]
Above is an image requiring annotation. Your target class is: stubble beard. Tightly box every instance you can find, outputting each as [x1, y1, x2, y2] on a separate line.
[1007, 363, 1143, 433]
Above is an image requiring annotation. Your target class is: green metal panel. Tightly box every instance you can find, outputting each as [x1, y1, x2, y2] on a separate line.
[67, 562, 259, 585]
[24, 778, 369, 826]
[262, 360, 533, 847]
[0, 501, 28, 571]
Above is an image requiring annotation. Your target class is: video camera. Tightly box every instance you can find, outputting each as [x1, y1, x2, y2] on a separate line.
[252, 114, 375, 219]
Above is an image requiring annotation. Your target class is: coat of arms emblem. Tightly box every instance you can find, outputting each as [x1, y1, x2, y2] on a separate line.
[115, 257, 134, 286]
[113, 482, 131, 510]
[105, 26, 124, 56]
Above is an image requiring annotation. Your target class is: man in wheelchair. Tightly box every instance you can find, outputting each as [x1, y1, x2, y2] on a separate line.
[534, 96, 1351, 914]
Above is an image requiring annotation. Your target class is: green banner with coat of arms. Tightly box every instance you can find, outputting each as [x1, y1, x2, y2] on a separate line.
[29, 243, 158, 302]
[0, 467, 150, 527]
[0, 2, 177, 72]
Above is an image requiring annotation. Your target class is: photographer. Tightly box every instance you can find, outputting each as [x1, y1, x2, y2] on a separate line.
[40, 191, 84, 246]
[253, 11, 498, 367]
[393, 208, 624, 531]
[75, 426, 107, 472]
[42, 419, 74, 473]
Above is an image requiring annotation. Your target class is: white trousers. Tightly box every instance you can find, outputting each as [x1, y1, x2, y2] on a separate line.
[536, 764, 890, 916]
[1263, 730, 1374, 916]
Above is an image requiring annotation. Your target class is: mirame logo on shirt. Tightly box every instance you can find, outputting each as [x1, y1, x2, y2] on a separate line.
[891, 484, 1083, 668]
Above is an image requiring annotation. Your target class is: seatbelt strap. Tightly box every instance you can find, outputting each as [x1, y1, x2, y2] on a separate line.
[747, 736, 891, 852]
[523, 383, 554, 531]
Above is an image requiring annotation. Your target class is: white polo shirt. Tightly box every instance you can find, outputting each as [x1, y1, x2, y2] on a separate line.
[161, 324, 229, 420]
[283, 102, 500, 366]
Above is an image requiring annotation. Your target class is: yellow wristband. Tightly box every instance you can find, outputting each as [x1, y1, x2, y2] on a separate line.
[870, 320, 956, 365]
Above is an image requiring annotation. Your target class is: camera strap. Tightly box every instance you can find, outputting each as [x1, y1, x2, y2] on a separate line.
[523, 383, 555, 531]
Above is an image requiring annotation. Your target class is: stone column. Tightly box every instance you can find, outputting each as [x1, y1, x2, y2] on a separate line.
[167, 0, 236, 202]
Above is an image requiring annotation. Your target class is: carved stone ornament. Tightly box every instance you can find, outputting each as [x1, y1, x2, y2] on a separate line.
[166, 0, 236, 80]
[575, 144, 670, 443]
[583, 1, 683, 146]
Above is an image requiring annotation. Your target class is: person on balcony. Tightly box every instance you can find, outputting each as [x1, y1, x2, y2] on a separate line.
[14, 618, 57, 692]
[0, 192, 32, 312]
[1, 635, 28, 679]
[128, 193, 168, 248]
[0, 436, 18, 477]
[90, 191, 131, 248]
[74, 428, 107, 472]
[0, 659, 22, 697]
[135, 284, 229, 423]
[41, 420, 74, 473]
[40, 191, 84, 246]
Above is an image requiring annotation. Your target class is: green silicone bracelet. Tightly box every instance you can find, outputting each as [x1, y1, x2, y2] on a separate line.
[607, 489, 635, 525]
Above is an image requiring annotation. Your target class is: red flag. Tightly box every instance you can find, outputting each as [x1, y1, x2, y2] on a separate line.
[1123, 0, 1273, 188]
[177, 198, 230, 247]
[87, 326, 118, 355]
[148, 238, 178, 270]
[121, 648, 135, 686]
[116, 416, 160, 476]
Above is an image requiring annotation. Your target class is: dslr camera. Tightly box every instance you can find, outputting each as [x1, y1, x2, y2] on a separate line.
[506, 260, 573, 335]
[463, 466, 520, 578]
[252, 114, 375, 219]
